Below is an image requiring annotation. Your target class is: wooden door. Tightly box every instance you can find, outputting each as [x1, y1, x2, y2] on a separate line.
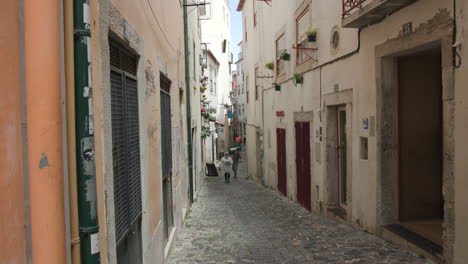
[295, 122, 311, 211]
[337, 106, 347, 208]
[276, 128, 287, 196]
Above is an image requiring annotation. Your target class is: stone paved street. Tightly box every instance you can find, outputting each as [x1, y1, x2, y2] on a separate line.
[167, 150, 432, 264]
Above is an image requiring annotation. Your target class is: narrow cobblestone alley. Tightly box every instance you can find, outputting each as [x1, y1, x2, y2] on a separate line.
[167, 150, 432, 264]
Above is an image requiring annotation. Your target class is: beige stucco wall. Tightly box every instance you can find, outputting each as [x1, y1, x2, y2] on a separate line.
[454, 0, 468, 263]
[90, 0, 189, 263]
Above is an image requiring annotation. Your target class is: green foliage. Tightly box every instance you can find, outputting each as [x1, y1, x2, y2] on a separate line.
[265, 62, 275, 70]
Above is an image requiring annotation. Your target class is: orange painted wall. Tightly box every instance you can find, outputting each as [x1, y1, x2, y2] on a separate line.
[0, 1, 27, 263]
[24, 0, 67, 262]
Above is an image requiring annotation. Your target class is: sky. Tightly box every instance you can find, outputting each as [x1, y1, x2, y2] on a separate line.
[229, 0, 243, 70]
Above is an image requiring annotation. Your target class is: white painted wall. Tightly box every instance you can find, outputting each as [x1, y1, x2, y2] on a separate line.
[240, 0, 462, 262]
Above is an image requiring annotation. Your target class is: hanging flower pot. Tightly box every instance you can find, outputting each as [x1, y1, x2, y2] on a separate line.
[265, 62, 275, 71]
[209, 108, 217, 114]
[275, 84, 281, 91]
[201, 130, 208, 138]
[201, 108, 207, 113]
[293, 73, 304, 86]
[209, 115, 216, 122]
[305, 29, 317, 42]
[200, 86, 207, 93]
[280, 49, 290, 61]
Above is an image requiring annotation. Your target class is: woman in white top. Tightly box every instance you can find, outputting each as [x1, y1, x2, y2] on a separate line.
[220, 152, 233, 183]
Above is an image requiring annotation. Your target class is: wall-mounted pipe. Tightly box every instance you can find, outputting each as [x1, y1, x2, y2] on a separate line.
[184, 0, 195, 204]
[24, 0, 67, 262]
[73, 0, 100, 263]
[64, 0, 82, 262]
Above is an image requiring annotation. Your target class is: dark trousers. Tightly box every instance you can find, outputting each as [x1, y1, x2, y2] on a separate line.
[224, 172, 230, 183]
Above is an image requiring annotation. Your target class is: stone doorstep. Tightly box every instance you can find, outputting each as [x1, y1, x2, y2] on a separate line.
[326, 206, 348, 225]
[381, 225, 441, 263]
[164, 227, 178, 260]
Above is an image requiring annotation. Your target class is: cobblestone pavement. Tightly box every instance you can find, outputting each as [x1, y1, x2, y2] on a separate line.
[168, 150, 432, 264]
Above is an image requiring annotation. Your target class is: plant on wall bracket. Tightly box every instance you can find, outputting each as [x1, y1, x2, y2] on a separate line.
[293, 73, 304, 86]
[274, 83, 281, 91]
[200, 86, 207, 93]
[305, 29, 317, 42]
[279, 49, 290, 61]
[201, 129, 209, 138]
[265, 62, 275, 71]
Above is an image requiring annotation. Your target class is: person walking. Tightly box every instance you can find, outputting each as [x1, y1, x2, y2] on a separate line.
[232, 148, 240, 179]
[220, 152, 233, 183]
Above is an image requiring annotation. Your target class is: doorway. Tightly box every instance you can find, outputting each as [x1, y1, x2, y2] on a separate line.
[397, 48, 443, 245]
[295, 122, 311, 211]
[276, 128, 287, 196]
[337, 106, 347, 209]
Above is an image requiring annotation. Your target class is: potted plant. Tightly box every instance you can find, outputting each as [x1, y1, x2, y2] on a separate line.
[201, 129, 208, 138]
[305, 29, 317, 42]
[280, 49, 290, 61]
[265, 62, 275, 71]
[293, 73, 304, 86]
[275, 83, 281, 91]
[209, 108, 217, 114]
[209, 115, 216, 122]
[224, 103, 229, 108]
[200, 86, 207, 93]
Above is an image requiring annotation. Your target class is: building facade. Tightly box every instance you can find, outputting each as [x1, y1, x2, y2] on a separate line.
[0, 0, 206, 263]
[201, 0, 232, 156]
[237, 0, 468, 263]
[234, 41, 248, 142]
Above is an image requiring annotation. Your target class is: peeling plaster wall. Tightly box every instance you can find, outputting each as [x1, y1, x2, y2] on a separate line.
[91, 0, 188, 263]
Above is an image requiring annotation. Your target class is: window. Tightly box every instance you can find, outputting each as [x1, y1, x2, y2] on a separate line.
[276, 34, 286, 75]
[109, 40, 142, 245]
[246, 75, 249, 104]
[296, 7, 312, 64]
[199, 1, 212, 19]
[253, 0, 257, 27]
[255, 67, 259, 100]
[254, 12, 257, 27]
[244, 17, 248, 42]
[222, 39, 227, 53]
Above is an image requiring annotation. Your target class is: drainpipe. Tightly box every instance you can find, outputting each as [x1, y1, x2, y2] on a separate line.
[184, 0, 195, 203]
[24, 0, 67, 262]
[64, 0, 81, 262]
[73, 0, 100, 263]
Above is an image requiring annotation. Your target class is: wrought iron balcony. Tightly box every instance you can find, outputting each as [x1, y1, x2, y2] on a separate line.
[342, 0, 417, 28]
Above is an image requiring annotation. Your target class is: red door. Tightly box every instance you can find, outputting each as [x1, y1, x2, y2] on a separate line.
[295, 122, 311, 211]
[277, 129, 287, 196]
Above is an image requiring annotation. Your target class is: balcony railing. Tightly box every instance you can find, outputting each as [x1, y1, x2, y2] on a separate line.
[342, 0, 368, 19]
[342, 0, 417, 28]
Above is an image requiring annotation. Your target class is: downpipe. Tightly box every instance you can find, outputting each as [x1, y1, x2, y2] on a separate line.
[184, 0, 195, 204]
[73, 0, 100, 263]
